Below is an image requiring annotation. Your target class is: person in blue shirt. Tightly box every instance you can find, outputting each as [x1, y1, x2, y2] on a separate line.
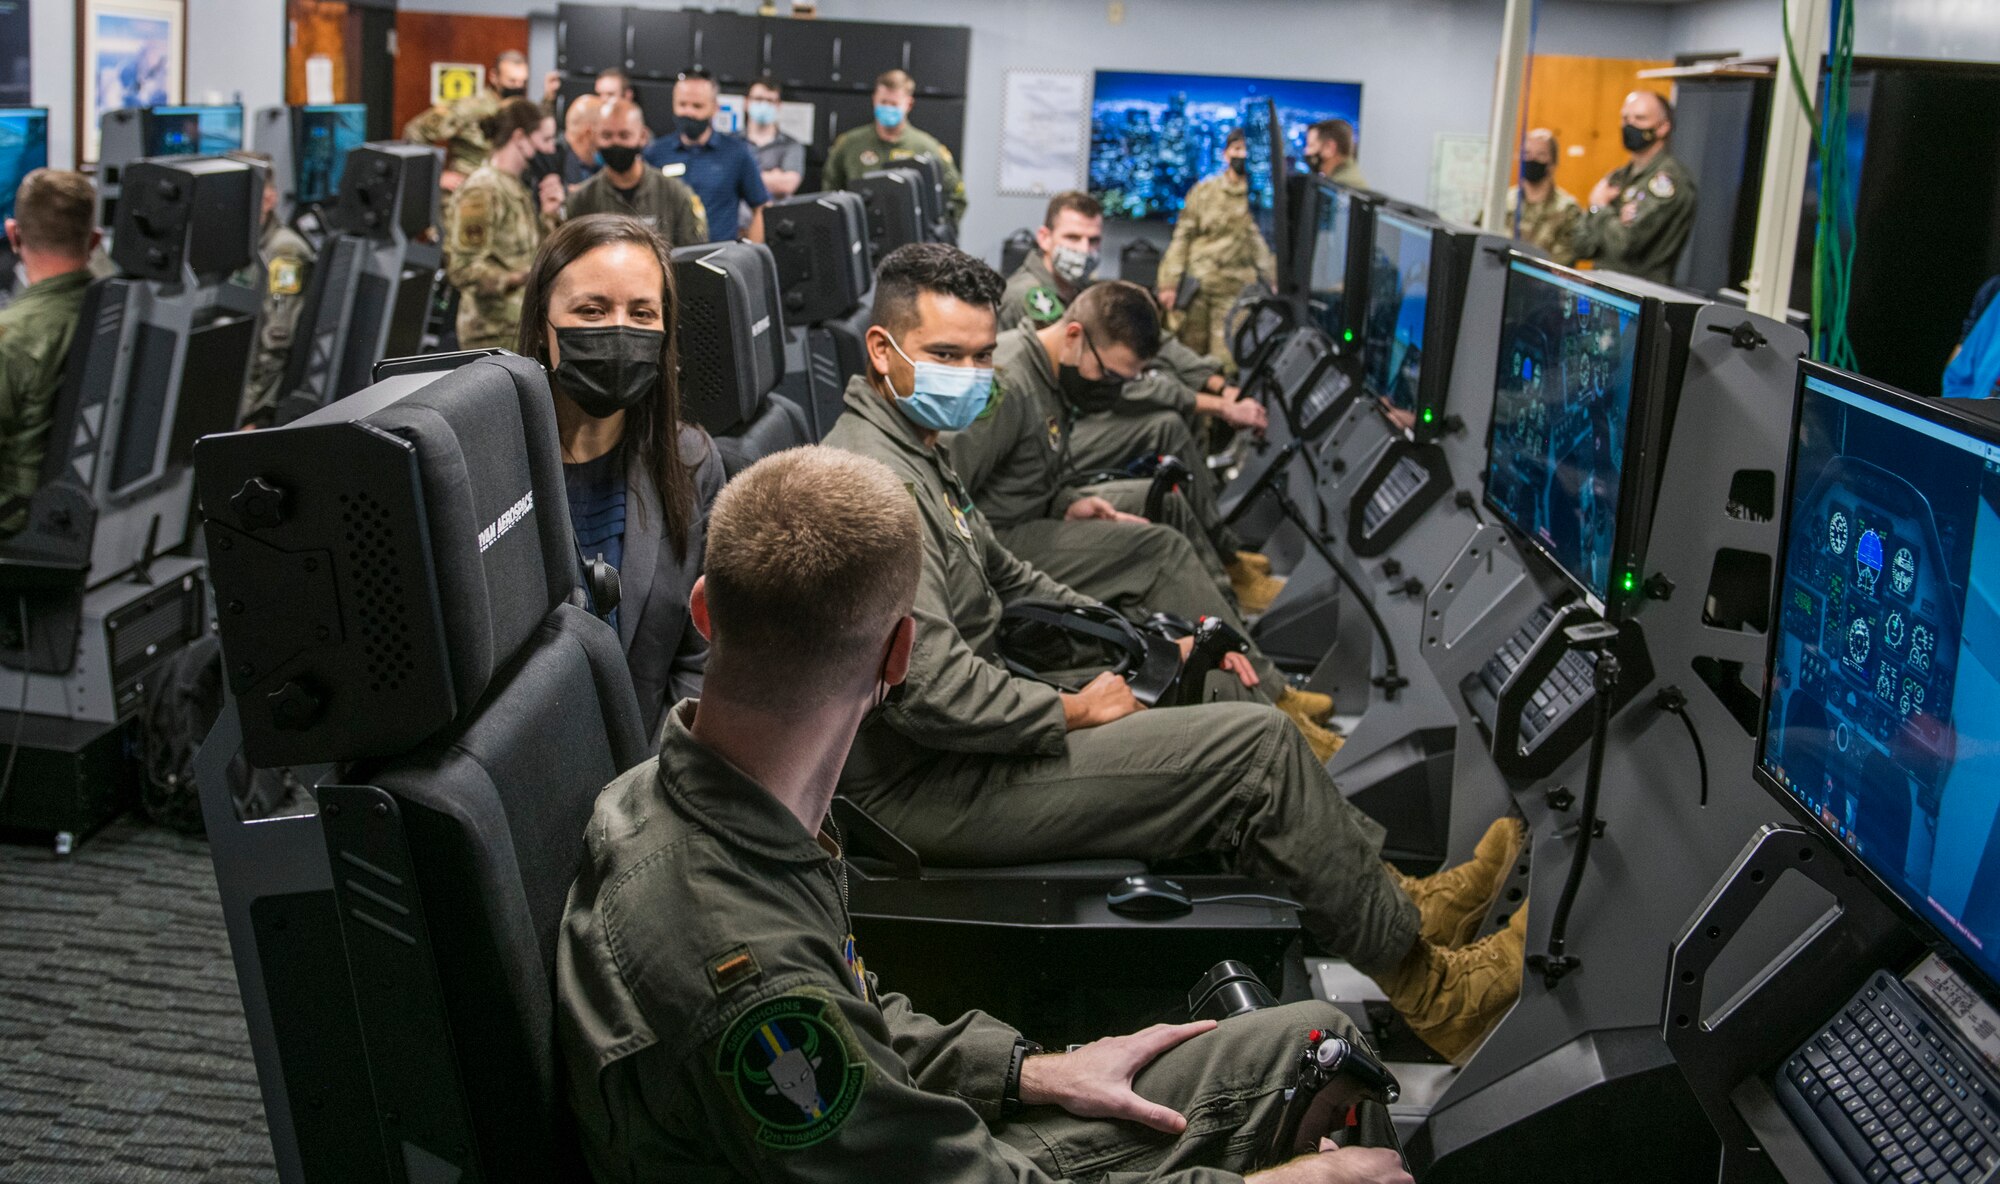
[642, 68, 769, 243]
[1945, 290, 2000, 400]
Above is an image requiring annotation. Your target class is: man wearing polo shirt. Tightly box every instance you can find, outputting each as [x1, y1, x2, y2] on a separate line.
[643, 69, 769, 242]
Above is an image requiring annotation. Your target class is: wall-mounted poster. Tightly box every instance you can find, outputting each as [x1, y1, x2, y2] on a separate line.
[78, 0, 184, 162]
[0, 0, 30, 107]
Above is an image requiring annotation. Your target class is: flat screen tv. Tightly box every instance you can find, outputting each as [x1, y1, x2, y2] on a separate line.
[1089, 70, 1361, 222]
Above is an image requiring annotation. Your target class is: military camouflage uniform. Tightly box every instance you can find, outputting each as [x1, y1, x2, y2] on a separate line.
[238, 214, 316, 427]
[562, 166, 709, 246]
[823, 377, 1419, 973]
[949, 327, 1282, 688]
[820, 124, 966, 225]
[404, 88, 503, 183]
[1571, 151, 1697, 286]
[446, 164, 544, 351]
[557, 699, 1372, 1182]
[1157, 171, 1275, 367]
[1493, 185, 1583, 268]
[0, 268, 90, 533]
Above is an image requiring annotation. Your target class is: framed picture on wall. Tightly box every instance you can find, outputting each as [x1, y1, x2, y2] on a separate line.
[76, 0, 184, 162]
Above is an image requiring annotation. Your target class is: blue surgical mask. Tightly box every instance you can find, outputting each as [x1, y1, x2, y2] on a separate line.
[885, 334, 992, 431]
[875, 104, 906, 131]
[747, 99, 779, 126]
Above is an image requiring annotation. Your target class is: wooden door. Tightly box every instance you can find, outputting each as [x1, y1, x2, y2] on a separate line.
[287, 0, 358, 105]
[1515, 54, 1675, 204]
[393, 11, 532, 134]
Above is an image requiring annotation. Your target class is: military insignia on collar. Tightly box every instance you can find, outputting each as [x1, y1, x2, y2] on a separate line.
[859, 149, 880, 167]
[268, 257, 302, 297]
[1026, 285, 1064, 323]
[945, 494, 974, 540]
[1649, 171, 1676, 199]
[715, 992, 868, 1151]
[1045, 416, 1062, 452]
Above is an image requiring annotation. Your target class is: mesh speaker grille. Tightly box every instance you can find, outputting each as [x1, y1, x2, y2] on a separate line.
[341, 491, 414, 693]
[677, 276, 731, 426]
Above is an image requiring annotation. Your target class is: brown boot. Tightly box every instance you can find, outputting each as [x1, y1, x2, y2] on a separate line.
[1276, 685, 1334, 723]
[1228, 555, 1286, 614]
[1235, 550, 1274, 576]
[1275, 690, 1344, 762]
[1385, 817, 1526, 948]
[1372, 904, 1526, 1064]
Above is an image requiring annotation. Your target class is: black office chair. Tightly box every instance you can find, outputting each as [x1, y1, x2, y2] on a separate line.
[195, 355, 647, 1180]
[672, 240, 815, 477]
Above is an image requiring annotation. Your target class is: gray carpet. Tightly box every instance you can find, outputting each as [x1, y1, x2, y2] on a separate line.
[0, 817, 277, 1183]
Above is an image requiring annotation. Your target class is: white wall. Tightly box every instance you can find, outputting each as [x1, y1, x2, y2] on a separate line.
[1669, 0, 2000, 62]
[34, 0, 282, 168]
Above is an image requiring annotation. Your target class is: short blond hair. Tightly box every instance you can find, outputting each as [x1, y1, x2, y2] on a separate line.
[874, 69, 916, 96]
[13, 170, 95, 256]
[705, 448, 921, 702]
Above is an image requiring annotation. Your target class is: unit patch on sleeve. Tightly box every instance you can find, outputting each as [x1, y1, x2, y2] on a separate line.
[714, 992, 867, 1150]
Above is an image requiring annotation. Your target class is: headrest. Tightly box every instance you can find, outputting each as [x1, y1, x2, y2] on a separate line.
[194, 354, 577, 768]
[671, 240, 786, 435]
[327, 143, 439, 242]
[763, 192, 870, 326]
[112, 157, 259, 282]
[852, 171, 925, 260]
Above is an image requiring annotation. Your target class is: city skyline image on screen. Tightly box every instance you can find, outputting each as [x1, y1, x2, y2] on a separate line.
[1089, 70, 1361, 222]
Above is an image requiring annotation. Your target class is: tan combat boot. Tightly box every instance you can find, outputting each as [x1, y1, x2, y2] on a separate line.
[1373, 904, 1527, 1065]
[1384, 817, 1526, 948]
[1275, 684, 1334, 723]
[1228, 554, 1286, 614]
[1235, 550, 1275, 577]
[1275, 690, 1343, 762]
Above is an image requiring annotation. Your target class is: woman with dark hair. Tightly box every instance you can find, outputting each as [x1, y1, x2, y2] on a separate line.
[519, 213, 725, 736]
[447, 97, 561, 350]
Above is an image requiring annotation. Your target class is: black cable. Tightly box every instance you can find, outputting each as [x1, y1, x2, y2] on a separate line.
[1541, 650, 1619, 982]
[1190, 893, 1302, 908]
[0, 595, 30, 812]
[1654, 686, 1710, 807]
[1266, 481, 1408, 699]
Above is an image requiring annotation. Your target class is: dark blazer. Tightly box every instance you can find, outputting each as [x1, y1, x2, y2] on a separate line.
[620, 425, 725, 739]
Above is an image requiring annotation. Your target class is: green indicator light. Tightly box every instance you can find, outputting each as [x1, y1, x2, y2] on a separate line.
[1343, 329, 1354, 342]
[1422, 409, 1435, 423]
[1622, 572, 1638, 593]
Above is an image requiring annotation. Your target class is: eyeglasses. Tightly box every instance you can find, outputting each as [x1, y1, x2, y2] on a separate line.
[1082, 328, 1137, 385]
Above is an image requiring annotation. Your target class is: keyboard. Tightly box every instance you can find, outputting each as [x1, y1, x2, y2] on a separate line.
[1462, 604, 1597, 746]
[1778, 970, 2000, 1184]
[1361, 455, 1432, 536]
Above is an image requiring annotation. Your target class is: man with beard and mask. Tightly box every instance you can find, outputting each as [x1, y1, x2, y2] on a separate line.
[1482, 128, 1581, 267]
[1157, 128, 1275, 367]
[822, 243, 1530, 1066]
[1571, 91, 1696, 285]
[404, 49, 552, 194]
[564, 98, 708, 246]
[1305, 119, 1367, 190]
[1000, 191, 1282, 611]
[950, 279, 1343, 758]
[643, 68, 768, 243]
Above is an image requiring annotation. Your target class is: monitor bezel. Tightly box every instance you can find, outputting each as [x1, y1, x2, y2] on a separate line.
[292, 103, 368, 207]
[142, 103, 245, 157]
[1480, 252, 1672, 621]
[1361, 202, 1463, 445]
[0, 107, 50, 220]
[1753, 359, 2000, 1003]
[1295, 178, 1374, 357]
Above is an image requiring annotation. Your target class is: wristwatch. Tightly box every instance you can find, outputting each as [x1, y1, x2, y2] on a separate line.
[1002, 1037, 1042, 1116]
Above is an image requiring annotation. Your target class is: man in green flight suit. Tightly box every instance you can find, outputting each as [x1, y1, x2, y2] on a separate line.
[820, 69, 967, 228]
[403, 49, 559, 193]
[1158, 128, 1276, 368]
[949, 279, 1342, 759]
[1570, 91, 1697, 286]
[0, 170, 98, 536]
[1001, 191, 1284, 612]
[822, 243, 1530, 1064]
[561, 99, 708, 246]
[234, 152, 316, 428]
[557, 445, 1414, 1184]
[1306, 119, 1368, 190]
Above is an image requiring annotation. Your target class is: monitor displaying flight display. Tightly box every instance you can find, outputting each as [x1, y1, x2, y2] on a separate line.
[1361, 209, 1432, 410]
[1306, 181, 1356, 345]
[1759, 367, 2000, 990]
[145, 105, 243, 156]
[0, 108, 48, 223]
[295, 104, 367, 205]
[1483, 258, 1646, 607]
[1089, 70, 1361, 222]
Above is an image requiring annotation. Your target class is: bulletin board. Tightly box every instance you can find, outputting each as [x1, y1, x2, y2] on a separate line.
[998, 69, 1089, 198]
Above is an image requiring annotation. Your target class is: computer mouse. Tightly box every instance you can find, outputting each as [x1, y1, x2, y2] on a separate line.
[1106, 874, 1195, 918]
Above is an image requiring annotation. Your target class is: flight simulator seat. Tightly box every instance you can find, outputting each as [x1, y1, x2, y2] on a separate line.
[193, 354, 648, 1180]
[671, 239, 813, 477]
[762, 191, 874, 439]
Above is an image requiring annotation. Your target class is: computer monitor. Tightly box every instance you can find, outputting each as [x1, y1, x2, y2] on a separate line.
[1483, 256, 1671, 619]
[293, 104, 366, 206]
[0, 108, 47, 222]
[145, 105, 244, 156]
[1293, 179, 1371, 350]
[1758, 362, 2000, 995]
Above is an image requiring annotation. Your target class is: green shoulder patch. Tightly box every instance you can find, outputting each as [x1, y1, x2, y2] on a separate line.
[973, 376, 1004, 421]
[1648, 171, 1676, 200]
[715, 991, 868, 1151]
[1024, 285, 1065, 324]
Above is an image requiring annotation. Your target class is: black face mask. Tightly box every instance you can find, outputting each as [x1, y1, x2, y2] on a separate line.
[1621, 123, 1656, 153]
[1228, 156, 1247, 177]
[676, 115, 712, 141]
[1058, 363, 1125, 415]
[551, 326, 664, 419]
[1306, 151, 1324, 173]
[1519, 159, 1550, 184]
[597, 144, 642, 173]
[497, 85, 528, 100]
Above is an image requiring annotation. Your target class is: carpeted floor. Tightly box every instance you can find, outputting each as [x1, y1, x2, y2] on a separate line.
[0, 816, 276, 1183]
